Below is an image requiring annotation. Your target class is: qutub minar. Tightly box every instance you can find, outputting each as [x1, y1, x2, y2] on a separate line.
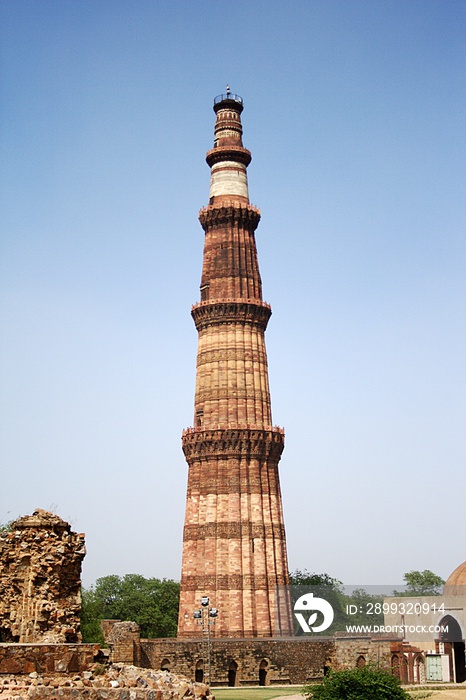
[178, 89, 293, 638]
[3, 90, 460, 689]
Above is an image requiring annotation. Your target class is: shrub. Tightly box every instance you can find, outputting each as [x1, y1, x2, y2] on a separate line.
[303, 665, 409, 700]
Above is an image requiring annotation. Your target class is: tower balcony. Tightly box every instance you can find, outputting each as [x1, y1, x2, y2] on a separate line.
[182, 424, 284, 436]
[214, 93, 243, 105]
[181, 425, 285, 461]
[206, 145, 252, 167]
[191, 299, 272, 332]
[213, 93, 244, 114]
[198, 200, 260, 229]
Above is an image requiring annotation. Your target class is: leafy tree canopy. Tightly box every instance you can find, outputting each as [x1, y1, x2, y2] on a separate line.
[303, 665, 409, 700]
[340, 587, 385, 627]
[288, 570, 346, 636]
[81, 574, 180, 641]
[394, 570, 445, 597]
[289, 570, 343, 590]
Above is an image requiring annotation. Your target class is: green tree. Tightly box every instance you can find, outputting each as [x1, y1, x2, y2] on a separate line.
[289, 571, 343, 590]
[288, 570, 346, 636]
[303, 665, 409, 700]
[341, 587, 385, 627]
[80, 574, 180, 641]
[80, 587, 105, 644]
[394, 570, 445, 597]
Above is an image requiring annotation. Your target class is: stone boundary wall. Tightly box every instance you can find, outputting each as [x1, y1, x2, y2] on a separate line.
[103, 623, 407, 685]
[3, 690, 165, 700]
[334, 636, 395, 669]
[0, 645, 100, 675]
[140, 638, 335, 685]
[106, 624, 401, 685]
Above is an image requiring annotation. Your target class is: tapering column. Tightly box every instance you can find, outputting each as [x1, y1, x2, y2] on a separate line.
[178, 92, 292, 638]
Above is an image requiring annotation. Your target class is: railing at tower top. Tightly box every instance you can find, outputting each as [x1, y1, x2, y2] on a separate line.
[214, 93, 243, 105]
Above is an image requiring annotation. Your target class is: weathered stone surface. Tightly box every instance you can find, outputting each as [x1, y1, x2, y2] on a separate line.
[105, 624, 141, 667]
[138, 636, 407, 686]
[140, 637, 336, 686]
[0, 644, 100, 676]
[0, 510, 86, 643]
[0, 663, 211, 700]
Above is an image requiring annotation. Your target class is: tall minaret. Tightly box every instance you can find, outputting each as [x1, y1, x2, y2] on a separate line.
[178, 91, 292, 638]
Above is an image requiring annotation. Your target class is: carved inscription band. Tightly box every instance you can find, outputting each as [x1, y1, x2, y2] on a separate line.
[195, 387, 270, 404]
[196, 347, 268, 366]
[186, 476, 280, 497]
[183, 521, 286, 541]
[181, 573, 288, 591]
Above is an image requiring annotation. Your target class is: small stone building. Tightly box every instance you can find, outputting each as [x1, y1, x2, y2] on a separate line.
[384, 560, 466, 683]
[0, 509, 86, 643]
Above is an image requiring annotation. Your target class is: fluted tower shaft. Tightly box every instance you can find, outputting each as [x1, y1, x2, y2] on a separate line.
[178, 94, 292, 638]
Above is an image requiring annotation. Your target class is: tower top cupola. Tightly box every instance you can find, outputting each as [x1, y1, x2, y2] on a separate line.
[206, 89, 251, 204]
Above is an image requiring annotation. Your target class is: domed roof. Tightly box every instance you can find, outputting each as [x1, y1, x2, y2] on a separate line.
[443, 561, 466, 594]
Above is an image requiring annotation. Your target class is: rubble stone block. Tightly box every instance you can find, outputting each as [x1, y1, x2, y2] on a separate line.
[0, 510, 86, 644]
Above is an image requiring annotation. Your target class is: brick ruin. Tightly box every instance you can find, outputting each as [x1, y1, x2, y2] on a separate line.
[106, 625, 402, 686]
[0, 509, 85, 643]
[0, 512, 211, 698]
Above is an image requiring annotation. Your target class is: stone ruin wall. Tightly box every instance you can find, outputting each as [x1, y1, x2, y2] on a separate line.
[0, 510, 86, 643]
[139, 637, 335, 685]
[138, 636, 397, 686]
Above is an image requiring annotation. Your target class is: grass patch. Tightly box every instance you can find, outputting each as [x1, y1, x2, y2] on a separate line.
[212, 687, 302, 700]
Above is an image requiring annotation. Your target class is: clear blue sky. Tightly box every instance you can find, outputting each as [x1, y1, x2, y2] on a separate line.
[1, 0, 465, 589]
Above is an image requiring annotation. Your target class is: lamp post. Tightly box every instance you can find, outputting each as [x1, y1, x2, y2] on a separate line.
[193, 596, 218, 685]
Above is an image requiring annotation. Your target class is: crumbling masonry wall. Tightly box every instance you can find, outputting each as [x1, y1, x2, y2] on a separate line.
[0, 510, 86, 643]
[139, 637, 335, 685]
[105, 626, 398, 686]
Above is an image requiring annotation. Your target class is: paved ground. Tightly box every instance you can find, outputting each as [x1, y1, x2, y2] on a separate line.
[271, 689, 466, 700]
[423, 690, 466, 699]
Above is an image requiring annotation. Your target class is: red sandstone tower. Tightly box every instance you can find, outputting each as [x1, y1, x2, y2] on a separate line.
[178, 91, 292, 638]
